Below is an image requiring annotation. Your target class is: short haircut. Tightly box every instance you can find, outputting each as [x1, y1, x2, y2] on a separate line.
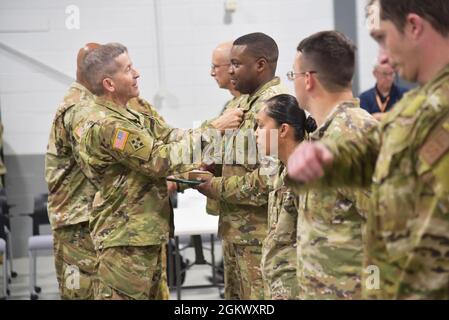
[297, 31, 356, 92]
[264, 94, 317, 141]
[378, 0, 449, 37]
[83, 42, 128, 95]
[234, 32, 279, 73]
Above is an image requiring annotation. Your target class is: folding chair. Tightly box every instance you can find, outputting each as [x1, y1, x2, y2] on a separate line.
[27, 193, 53, 300]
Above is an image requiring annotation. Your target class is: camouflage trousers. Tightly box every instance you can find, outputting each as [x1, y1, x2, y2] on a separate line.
[94, 244, 169, 300]
[261, 243, 299, 300]
[222, 240, 264, 300]
[52, 222, 96, 299]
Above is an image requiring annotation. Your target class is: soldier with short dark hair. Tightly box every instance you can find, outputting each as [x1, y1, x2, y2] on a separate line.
[288, 30, 377, 299]
[196, 32, 289, 300]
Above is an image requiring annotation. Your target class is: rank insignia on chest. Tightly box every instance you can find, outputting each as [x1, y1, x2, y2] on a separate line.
[130, 136, 145, 151]
[113, 129, 129, 151]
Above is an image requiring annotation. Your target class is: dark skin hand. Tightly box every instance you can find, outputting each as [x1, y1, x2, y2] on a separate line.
[193, 174, 217, 199]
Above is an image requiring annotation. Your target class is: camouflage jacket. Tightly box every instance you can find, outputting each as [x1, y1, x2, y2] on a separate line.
[262, 165, 299, 300]
[45, 82, 96, 230]
[45, 83, 176, 230]
[293, 99, 376, 299]
[318, 65, 449, 299]
[76, 97, 203, 249]
[206, 94, 248, 216]
[209, 163, 298, 299]
[215, 77, 289, 245]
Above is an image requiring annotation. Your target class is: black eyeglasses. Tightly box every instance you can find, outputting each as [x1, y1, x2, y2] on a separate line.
[286, 70, 317, 81]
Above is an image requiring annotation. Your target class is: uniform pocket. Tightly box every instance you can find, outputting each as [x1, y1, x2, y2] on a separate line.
[273, 192, 297, 244]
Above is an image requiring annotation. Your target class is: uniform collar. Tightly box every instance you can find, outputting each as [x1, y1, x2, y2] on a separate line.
[421, 63, 449, 94]
[94, 96, 138, 122]
[70, 82, 95, 100]
[312, 98, 360, 139]
[242, 77, 281, 111]
[383, 63, 449, 124]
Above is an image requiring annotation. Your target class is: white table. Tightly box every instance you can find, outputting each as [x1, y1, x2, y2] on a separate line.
[169, 189, 220, 300]
[174, 189, 219, 236]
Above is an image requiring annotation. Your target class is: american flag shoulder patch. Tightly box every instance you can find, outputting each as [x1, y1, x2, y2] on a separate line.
[74, 125, 84, 138]
[112, 129, 130, 151]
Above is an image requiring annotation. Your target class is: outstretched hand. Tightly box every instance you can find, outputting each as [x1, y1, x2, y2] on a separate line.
[287, 142, 334, 183]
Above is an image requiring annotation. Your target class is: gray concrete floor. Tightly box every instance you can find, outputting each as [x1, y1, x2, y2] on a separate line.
[1, 242, 223, 300]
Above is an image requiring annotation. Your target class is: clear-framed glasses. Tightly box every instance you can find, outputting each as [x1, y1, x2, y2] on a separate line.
[286, 70, 317, 81]
[211, 63, 231, 70]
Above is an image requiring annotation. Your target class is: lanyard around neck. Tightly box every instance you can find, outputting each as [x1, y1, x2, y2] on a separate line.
[375, 92, 391, 113]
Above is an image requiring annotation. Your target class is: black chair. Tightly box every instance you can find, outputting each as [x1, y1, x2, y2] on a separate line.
[27, 193, 52, 300]
[0, 208, 10, 299]
[0, 189, 17, 282]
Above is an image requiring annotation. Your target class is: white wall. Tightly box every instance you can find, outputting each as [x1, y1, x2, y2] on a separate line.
[0, 0, 334, 156]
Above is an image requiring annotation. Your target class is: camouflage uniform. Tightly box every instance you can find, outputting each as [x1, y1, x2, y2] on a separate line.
[316, 65, 449, 299]
[75, 96, 204, 300]
[262, 166, 300, 300]
[210, 164, 299, 300]
[70, 93, 218, 299]
[206, 95, 247, 216]
[290, 100, 376, 300]
[208, 77, 289, 299]
[45, 82, 97, 299]
[127, 97, 196, 145]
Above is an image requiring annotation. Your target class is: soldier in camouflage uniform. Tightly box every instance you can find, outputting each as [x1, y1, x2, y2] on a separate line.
[46, 43, 177, 300]
[206, 40, 245, 217]
[75, 43, 242, 300]
[285, 31, 377, 299]
[198, 94, 317, 299]
[197, 33, 289, 300]
[47, 41, 242, 299]
[288, 0, 449, 299]
[45, 43, 101, 299]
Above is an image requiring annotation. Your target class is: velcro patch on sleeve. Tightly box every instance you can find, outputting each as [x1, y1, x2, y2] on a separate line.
[420, 122, 449, 166]
[126, 133, 153, 161]
[74, 125, 84, 139]
[130, 136, 145, 151]
[112, 129, 130, 151]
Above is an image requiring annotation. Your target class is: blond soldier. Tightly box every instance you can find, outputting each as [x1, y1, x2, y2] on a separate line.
[288, 0, 449, 300]
[197, 33, 289, 300]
